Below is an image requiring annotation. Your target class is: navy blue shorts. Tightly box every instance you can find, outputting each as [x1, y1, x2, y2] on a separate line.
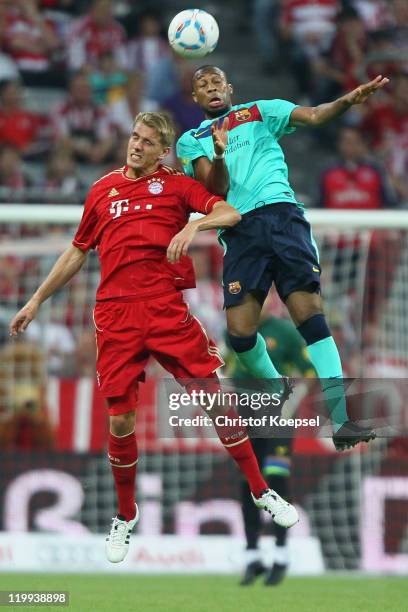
[220, 203, 321, 308]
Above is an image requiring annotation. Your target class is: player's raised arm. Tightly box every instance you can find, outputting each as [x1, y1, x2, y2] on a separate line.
[290, 75, 390, 127]
[167, 200, 240, 264]
[177, 66, 233, 196]
[9, 245, 88, 336]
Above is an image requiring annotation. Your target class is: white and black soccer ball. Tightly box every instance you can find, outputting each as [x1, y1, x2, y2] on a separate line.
[168, 9, 219, 59]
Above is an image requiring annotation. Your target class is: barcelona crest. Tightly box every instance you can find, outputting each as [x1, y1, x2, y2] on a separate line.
[234, 108, 251, 122]
[228, 281, 242, 294]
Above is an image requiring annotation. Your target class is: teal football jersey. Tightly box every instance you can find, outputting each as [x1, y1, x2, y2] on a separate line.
[177, 99, 301, 215]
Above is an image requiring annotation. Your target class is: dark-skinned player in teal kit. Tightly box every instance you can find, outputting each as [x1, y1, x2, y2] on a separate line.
[177, 66, 388, 450]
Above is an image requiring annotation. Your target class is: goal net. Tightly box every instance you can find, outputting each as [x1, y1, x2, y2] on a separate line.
[0, 206, 407, 572]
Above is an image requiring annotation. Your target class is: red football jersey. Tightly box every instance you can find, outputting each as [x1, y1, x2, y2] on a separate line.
[281, 0, 338, 32]
[362, 104, 408, 149]
[320, 162, 385, 209]
[72, 165, 223, 301]
[3, 10, 57, 71]
[67, 15, 127, 70]
[0, 110, 44, 150]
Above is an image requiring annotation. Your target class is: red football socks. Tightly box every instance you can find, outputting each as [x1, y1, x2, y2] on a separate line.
[214, 408, 268, 498]
[186, 377, 268, 499]
[108, 430, 138, 521]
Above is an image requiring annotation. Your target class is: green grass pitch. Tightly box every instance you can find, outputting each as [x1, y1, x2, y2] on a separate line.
[0, 574, 406, 612]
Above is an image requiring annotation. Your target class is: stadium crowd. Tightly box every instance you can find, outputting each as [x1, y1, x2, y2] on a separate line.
[0, 0, 405, 206]
[251, 0, 408, 207]
[0, 0, 203, 201]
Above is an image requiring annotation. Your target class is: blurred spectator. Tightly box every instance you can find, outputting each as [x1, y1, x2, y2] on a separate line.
[0, 80, 49, 158]
[0, 55, 19, 84]
[67, 0, 127, 72]
[388, 146, 408, 205]
[163, 68, 205, 136]
[0, 383, 55, 450]
[108, 72, 157, 138]
[0, 336, 43, 384]
[126, 10, 179, 106]
[361, 73, 408, 203]
[26, 319, 76, 376]
[89, 51, 127, 106]
[51, 71, 114, 164]
[387, 436, 408, 459]
[389, 0, 408, 54]
[0, 255, 20, 307]
[103, 135, 128, 174]
[127, 11, 170, 75]
[362, 73, 408, 148]
[252, 0, 281, 73]
[314, 8, 368, 102]
[40, 1, 87, 52]
[280, 0, 340, 99]
[356, 1, 408, 85]
[143, 52, 187, 107]
[353, 3, 407, 87]
[0, 336, 46, 446]
[0, 144, 32, 191]
[40, 0, 83, 14]
[318, 126, 397, 209]
[351, 0, 393, 32]
[42, 148, 84, 195]
[71, 329, 97, 377]
[2, 0, 65, 87]
[184, 247, 224, 345]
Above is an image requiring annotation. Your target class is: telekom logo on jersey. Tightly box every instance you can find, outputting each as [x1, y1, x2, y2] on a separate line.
[109, 199, 153, 219]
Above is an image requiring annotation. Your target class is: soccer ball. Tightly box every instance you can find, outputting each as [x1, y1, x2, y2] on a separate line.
[168, 9, 219, 59]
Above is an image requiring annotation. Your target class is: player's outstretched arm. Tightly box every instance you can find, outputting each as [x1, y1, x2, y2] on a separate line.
[192, 117, 230, 196]
[290, 75, 390, 128]
[9, 245, 88, 336]
[167, 201, 240, 264]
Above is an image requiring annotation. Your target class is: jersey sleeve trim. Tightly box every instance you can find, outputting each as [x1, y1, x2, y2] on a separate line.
[72, 239, 90, 251]
[204, 194, 224, 213]
[92, 168, 123, 186]
[161, 164, 184, 176]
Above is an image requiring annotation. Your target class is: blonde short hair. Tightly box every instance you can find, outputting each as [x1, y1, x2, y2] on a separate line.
[134, 112, 176, 148]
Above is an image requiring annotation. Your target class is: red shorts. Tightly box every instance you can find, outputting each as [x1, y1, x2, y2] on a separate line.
[93, 291, 223, 403]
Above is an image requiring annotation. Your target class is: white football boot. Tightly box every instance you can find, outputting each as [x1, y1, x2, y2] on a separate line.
[251, 489, 298, 528]
[105, 503, 139, 563]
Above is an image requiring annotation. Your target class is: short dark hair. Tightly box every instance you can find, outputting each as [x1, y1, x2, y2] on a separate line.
[337, 125, 365, 142]
[191, 65, 227, 87]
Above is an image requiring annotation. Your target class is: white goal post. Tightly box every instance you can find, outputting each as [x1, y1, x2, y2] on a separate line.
[1, 205, 408, 227]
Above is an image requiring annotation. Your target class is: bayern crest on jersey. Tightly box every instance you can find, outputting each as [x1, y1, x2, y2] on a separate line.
[148, 178, 165, 194]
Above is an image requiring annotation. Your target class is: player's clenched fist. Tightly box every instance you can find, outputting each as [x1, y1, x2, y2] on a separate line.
[9, 298, 39, 336]
[167, 222, 199, 264]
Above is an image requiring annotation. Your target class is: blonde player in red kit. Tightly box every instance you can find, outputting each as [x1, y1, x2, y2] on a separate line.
[10, 112, 298, 563]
